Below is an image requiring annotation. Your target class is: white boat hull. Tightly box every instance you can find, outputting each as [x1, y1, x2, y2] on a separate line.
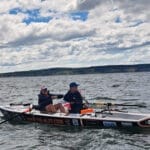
[0, 105, 150, 129]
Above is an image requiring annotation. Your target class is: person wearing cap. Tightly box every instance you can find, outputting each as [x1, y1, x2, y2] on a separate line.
[37, 87, 66, 113]
[64, 82, 83, 113]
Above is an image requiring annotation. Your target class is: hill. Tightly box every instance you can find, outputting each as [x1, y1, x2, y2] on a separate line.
[0, 64, 150, 77]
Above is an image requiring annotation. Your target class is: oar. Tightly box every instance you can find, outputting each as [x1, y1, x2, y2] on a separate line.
[88, 102, 146, 108]
[86, 97, 116, 101]
[10, 103, 31, 106]
[110, 103, 146, 107]
[0, 107, 32, 125]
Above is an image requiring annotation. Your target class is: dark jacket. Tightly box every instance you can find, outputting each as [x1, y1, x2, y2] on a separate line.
[37, 93, 63, 111]
[38, 93, 53, 111]
[64, 91, 83, 113]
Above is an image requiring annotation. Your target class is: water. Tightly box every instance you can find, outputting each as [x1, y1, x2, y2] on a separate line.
[0, 72, 150, 150]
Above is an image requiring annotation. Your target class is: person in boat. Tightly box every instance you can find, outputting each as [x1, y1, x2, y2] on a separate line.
[37, 87, 66, 113]
[64, 82, 84, 114]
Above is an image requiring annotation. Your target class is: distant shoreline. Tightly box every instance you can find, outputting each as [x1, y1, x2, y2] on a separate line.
[0, 64, 150, 77]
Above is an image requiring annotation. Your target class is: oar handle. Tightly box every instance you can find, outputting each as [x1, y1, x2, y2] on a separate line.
[10, 103, 31, 106]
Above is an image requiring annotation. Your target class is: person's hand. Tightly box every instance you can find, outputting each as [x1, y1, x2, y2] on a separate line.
[32, 105, 40, 110]
[57, 94, 64, 98]
[83, 103, 88, 109]
[82, 96, 86, 100]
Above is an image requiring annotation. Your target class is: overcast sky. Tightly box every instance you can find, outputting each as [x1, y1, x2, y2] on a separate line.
[0, 0, 149, 73]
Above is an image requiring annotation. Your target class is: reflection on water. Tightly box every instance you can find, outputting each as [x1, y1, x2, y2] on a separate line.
[0, 72, 150, 149]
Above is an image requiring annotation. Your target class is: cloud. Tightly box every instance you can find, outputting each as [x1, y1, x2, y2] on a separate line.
[76, 0, 103, 10]
[0, 0, 149, 73]
[0, 18, 95, 49]
[116, 0, 149, 18]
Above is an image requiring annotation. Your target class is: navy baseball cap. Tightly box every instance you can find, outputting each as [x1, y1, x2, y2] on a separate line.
[69, 82, 79, 88]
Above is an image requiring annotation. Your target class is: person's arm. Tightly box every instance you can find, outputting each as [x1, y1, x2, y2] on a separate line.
[50, 94, 64, 99]
[63, 92, 70, 102]
[75, 92, 83, 104]
[64, 92, 76, 104]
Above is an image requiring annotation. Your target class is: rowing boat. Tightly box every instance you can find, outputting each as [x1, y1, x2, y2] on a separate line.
[0, 104, 150, 129]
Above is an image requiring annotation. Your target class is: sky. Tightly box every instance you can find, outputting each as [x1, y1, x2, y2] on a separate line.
[0, 0, 149, 73]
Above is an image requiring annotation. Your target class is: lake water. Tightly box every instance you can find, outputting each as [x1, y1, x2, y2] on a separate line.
[0, 72, 150, 150]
